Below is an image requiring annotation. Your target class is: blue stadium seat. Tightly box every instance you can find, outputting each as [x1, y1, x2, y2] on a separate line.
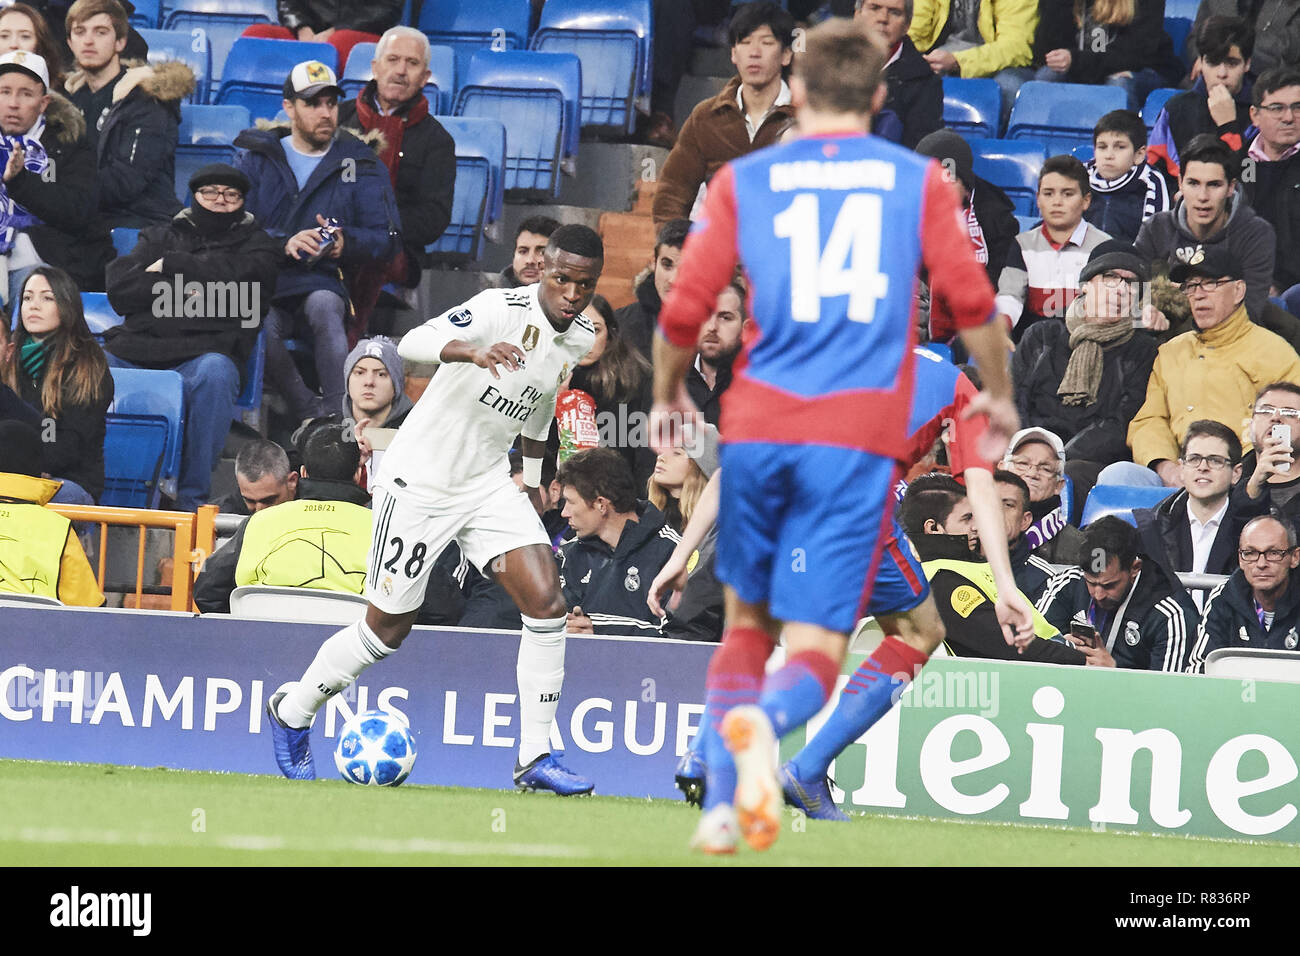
[138, 27, 213, 104]
[1006, 81, 1126, 155]
[1165, 17, 1193, 62]
[942, 76, 1001, 140]
[234, 326, 266, 414]
[103, 417, 169, 508]
[418, 0, 533, 88]
[1072, 143, 1093, 162]
[216, 38, 337, 122]
[82, 292, 124, 339]
[1014, 213, 1040, 231]
[1142, 87, 1181, 128]
[970, 138, 1047, 219]
[111, 227, 140, 258]
[162, 0, 278, 94]
[427, 115, 506, 261]
[1164, 0, 1199, 22]
[106, 368, 185, 509]
[176, 103, 249, 202]
[454, 50, 581, 196]
[339, 41, 448, 113]
[530, 0, 650, 134]
[1080, 483, 1176, 527]
[131, 0, 162, 29]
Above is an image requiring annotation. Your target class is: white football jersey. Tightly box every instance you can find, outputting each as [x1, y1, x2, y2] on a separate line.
[378, 284, 596, 506]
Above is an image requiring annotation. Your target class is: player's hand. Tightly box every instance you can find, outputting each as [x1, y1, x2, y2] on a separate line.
[3, 143, 24, 182]
[285, 228, 322, 260]
[995, 589, 1035, 651]
[647, 552, 690, 618]
[474, 342, 526, 379]
[567, 606, 594, 634]
[1154, 459, 1183, 488]
[1141, 303, 1169, 332]
[1044, 48, 1072, 73]
[649, 386, 703, 455]
[1080, 643, 1117, 667]
[962, 392, 1019, 464]
[1206, 83, 1237, 127]
[923, 49, 959, 74]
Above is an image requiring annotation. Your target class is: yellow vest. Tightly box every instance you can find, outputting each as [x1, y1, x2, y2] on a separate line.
[0, 496, 71, 599]
[236, 499, 372, 594]
[923, 557, 1059, 643]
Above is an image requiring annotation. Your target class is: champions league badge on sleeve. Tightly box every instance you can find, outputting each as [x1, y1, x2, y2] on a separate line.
[449, 308, 473, 327]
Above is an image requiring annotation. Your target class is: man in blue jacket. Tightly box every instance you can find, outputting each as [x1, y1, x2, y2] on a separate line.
[234, 60, 401, 425]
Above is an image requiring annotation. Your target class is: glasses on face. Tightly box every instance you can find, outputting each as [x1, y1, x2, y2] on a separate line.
[1180, 278, 1233, 295]
[196, 186, 243, 201]
[1098, 271, 1137, 287]
[1253, 405, 1300, 418]
[1006, 457, 1060, 478]
[1257, 101, 1300, 116]
[1180, 453, 1234, 470]
[1239, 547, 1295, 563]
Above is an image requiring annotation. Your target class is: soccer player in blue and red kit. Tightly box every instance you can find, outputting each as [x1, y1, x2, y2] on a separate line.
[652, 20, 1027, 853]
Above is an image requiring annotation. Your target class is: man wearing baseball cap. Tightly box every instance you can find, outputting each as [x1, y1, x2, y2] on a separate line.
[234, 59, 400, 426]
[0, 48, 114, 303]
[1001, 426, 1086, 565]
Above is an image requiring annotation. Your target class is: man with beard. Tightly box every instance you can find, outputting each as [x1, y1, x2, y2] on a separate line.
[685, 281, 746, 427]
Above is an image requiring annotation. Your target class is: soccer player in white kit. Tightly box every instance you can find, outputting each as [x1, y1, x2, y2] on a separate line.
[265, 225, 604, 794]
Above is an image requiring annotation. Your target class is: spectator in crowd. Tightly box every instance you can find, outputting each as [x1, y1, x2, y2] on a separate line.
[996, 155, 1110, 342]
[62, 0, 192, 229]
[614, 218, 688, 360]
[1148, 15, 1255, 180]
[1038, 514, 1198, 671]
[194, 421, 373, 613]
[995, 468, 1056, 603]
[1189, 514, 1300, 671]
[648, 422, 718, 534]
[103, 163, 280, 512]
[1013, 241, 1158, 483]
[234, 60, 400, 425]
[338, 26, 455, 337]
[555, 447, 680, 637]
[0, 3, 68, 89]
[659, 462, 724, 644]
[501, 216, 560, 288]
[10, 266, 112, 504]
[1030, 0, 1184, 111]
[1001, 426, 1087, 563]
[343, 335, 410, 431]
[1084, 110, 1173, 246]
[686, 281, 746, 427]
[652, 1, 796, 225]
[0, 314, 42, 426]
[1234, 382, 1300, 528]
[1121, 248, 1300, 488]
[0, 49, 113, 303]
[898, 472, 1087, 663]
[1188, 0, 1299, 80]
[855, 0, 942, 148]
[907, 0, 1037, 122]
[243, 0, 404, 69]
[213, 439, 299, 516]
[1135, 135, 1275, 322]
[1241, 67, 1300, 316]
[0, 419, 103, 605]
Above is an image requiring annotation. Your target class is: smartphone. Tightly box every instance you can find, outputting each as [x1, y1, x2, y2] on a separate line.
[1070, 621, 1099, 649]
[1272, 423, 1292, 474]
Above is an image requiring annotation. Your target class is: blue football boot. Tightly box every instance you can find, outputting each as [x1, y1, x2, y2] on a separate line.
[267, 691, 315, 780]
[780, 761, 850, 822]
[513, 753, 595, 795]
[674, 749, 707, 807]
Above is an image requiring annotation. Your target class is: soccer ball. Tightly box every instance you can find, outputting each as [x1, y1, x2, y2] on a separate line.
[334, 710, 417, 786]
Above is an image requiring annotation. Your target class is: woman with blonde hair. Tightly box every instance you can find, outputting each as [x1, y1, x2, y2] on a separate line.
[647, 423, 719, 533]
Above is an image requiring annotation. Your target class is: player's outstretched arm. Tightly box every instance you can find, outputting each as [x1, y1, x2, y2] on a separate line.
[647, 469, 721, 617]
[964, 467, 1034, 650]
[957, 320, 1019, 463]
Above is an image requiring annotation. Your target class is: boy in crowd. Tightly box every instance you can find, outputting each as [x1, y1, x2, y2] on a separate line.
[1084, 110, 1173, 246]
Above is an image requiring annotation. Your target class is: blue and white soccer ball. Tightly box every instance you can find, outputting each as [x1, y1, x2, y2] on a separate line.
[334, 709, 417, 786]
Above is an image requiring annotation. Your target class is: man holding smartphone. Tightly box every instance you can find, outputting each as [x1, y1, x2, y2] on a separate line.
[1236, 383, 1300, 533]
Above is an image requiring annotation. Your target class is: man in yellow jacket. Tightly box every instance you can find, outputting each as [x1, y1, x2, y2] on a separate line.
[1125, 247, 1300, 487]
[0, 421, 103, 607]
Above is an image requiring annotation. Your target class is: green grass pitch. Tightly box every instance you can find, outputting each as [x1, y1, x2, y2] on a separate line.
[4, 759, 1299, 866]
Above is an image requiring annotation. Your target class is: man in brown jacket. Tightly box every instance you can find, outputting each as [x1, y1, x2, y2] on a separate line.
[651, 2, 796, 226]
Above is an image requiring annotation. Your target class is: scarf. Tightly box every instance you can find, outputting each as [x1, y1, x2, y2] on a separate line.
[19, 335, 50, 384]
[188, 203, 244, 236]
[1024, 498, 1068, 551]
[1057, 300, 1135, 407]
[0, 115, 49, 255]
[354, 83, 430, 189]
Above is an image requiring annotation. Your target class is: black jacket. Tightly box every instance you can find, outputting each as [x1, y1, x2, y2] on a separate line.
[557, 501, 681, 637]
[1012, 318, 1159, 465]
[63, 60, 193, 228]
[969, 174, 1020, 285]
[5, 94, 114, 292]
[1009, 535, 1056, 604]
[1231, 449, 1300, 539]
[685, 359, 732, 429]
[1134, 487, 1267, 590]
[663, 528, 723, 643]
[1037, 559, 1199, 671]
[276, 0, 404, 34]
[103, 208, 282, 373]
[1188, 568, 1300, 672]
[1032, 0, 1183, 84]
[879, 36, 942, 150]
[1242, 151, 1300, 291]
[613, 273, 660, 361]
[18, 359, 113, 502]
[1026, 495, 1087, 565]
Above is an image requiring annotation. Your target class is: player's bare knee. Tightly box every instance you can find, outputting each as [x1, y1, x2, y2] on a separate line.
[522, 593, 566, 621]
[366, 606, 417, 649]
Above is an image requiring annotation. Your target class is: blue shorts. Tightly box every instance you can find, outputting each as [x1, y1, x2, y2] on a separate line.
[716, 443, 924, 633]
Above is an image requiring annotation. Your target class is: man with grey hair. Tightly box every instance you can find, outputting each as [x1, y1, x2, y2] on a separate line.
[339, 25, 455, 332]
[212, 439, 299, 516]
[855, 0, 941, 148]
[1189, 514, 1300, 672]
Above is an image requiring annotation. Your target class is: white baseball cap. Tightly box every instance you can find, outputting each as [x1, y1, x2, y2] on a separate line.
[283, 60, 343, 100]
[0, 50, 49, 90]
[1004, 426, 1066, 464]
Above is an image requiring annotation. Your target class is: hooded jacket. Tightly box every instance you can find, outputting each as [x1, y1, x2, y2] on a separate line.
[1134, 188, 1276, 322]
[233, 121, 402, 302]
[63, 59, 194, 228]
[1188, 567, 1300, 672]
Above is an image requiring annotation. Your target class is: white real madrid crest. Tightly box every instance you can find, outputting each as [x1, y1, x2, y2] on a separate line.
[1124, 620, 1141, 646]
[1287, 629, 1299, 650]
[624, 566, 640, 592]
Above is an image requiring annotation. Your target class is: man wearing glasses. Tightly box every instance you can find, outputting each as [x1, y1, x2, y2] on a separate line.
[1237, 384, 1300, 526]
[1189, 515, 1300, 672]
[1001, 426, 1086, 564]
[1127, 246, 1300, 488]
[1242, 68, 1300, 317]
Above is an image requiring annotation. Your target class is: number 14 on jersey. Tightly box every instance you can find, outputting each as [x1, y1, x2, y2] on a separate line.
[773, 192, 890, 324]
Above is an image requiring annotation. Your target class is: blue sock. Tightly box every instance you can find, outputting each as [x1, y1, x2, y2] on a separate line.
[701, 685, 754, 811]
[759, 651, 838, 739]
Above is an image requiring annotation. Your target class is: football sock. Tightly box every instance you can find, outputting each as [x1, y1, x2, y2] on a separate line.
[759, 649, 840, 739]
[517, 614, 567, 766]
[277, 619, 392, 729]
[788, 635, 929, 782]
[701, 626, 775, 811]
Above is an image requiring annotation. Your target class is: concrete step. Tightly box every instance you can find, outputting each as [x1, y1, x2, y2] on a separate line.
[555, 141, 669, 212]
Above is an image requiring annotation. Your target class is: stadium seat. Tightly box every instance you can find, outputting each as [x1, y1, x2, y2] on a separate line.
[229, 584, 369, 623]
[339, 41, 448, 113]
[105, 368, 186, 509]
[82, 292, 125, 339]
[1015, 213, 1040, 231]
[1006, 81, 1126, 156]
[130, 0, 162, 29]
[1165, 17, 1193, 62]
[175, 103, 250, 202]
[1060, 474, 1074, 526]
[530, 0, 651, 134]
[417, 0, 533, 87]
[1204, 648, 1300, 682]
[453, 50, 581, 196]
[216, 38, 337, 122]
[942, 76, 1001, 140]
[970, 138, 1047, 219]
[1142, 87, 1181, 128]
[234, 326, 266, 415]
[111, 227, 140, 258]
[427, 115, 507, 261]
[1164, 0, 1199, 18]
[161, 0, 278, 94]
[138, 26, 212, 103]
[1079, 483, 1176, 527]
[1071, 143, 1093, 162]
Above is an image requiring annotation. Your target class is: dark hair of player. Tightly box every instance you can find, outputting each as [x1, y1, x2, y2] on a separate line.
[301, 423, 362, 481]
[515, 216, 561, 242]
[899, 472, 966, 540]
[728, 1, 796, 49]
[993, 469, 1031, 515]
[1253, 67, 1300, 108]
[556, 446, 638, 513]
[794, 19, 884, 115]
[1038, 154, 1090, 195]
[548, 223, 605, 261]
[1179, 133, 1240, 182]
[1079, 515, 1139, 572]
[1196, 14, 1253, 64]
[655, 218, 691, 256]
[1180, 419, 1242, 463]
[1093, 109, 1146, 150]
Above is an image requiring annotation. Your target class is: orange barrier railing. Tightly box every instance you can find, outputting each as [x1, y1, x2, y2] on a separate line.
[47, 503, 218, 612]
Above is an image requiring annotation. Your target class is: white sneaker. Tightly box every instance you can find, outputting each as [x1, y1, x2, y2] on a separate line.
[721, 705, 781, 851]
[689, 804, 739, 854]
